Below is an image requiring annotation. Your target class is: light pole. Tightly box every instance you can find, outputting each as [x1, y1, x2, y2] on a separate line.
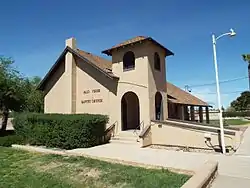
[212, 28, 236, 154]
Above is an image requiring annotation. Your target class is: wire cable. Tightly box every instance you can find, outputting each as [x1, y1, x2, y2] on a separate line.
[192, 90, 246, 95]
[187, 76, 248, 88]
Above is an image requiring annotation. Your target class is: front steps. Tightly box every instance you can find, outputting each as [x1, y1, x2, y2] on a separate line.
[110, 130, 141, 145]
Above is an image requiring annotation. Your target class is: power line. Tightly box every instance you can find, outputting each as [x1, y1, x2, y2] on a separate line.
[192, 90, 245, 95]
[187, 76, 248, 88]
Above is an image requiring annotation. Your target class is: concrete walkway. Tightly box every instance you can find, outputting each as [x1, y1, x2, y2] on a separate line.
[211, 175, 250, 188]
[13, 142, 250, 187]
[210, 126, 250, 187]
[70, 132, 250, 188]
[70, 143, 250, 178]
[235, 126, 250, 156]
[12, 126, 250, 187]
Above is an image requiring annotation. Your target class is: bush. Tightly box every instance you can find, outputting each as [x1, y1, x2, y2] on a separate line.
[12, 113, 109, 149]
[0, 134, 24, 147]
[223, 111, 250, 118]
[0, 130, 25, 147]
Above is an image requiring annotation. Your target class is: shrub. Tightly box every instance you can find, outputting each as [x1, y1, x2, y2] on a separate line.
[12, 113, 109, 149]
[0, 134, 24, 147]
[0, 130, 25, 147]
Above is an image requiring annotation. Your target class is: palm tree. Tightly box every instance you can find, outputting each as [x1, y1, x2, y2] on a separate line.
[242, 54, 250, 90]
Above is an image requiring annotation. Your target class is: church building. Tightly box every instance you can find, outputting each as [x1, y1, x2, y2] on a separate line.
[38, 36, 210, 132]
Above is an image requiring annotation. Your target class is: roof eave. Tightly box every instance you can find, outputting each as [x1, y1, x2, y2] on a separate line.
[168, 100, 212, 107]
[37, 47, 68, 90]
[70, 48, 116, 80]
[147, 37, 174, 57]
[37, 46, 119, 90]
[102, 37, 174, 57]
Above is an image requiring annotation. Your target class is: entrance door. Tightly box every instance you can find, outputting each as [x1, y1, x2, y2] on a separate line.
[121, 92, 140, 131]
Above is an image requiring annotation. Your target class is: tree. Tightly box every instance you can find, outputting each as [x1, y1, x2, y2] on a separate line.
[0, 57, 27, 132]
[23, 76, 44, 113]
[230, 91, 250, 111]
[242, 54, 250, 90]
[226, 106, 236, 112]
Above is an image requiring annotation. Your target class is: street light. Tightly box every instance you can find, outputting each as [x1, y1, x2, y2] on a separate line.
[212, 28, 236, 154]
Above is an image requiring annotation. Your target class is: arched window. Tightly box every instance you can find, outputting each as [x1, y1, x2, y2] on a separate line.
[123, 51, 135, 71]
[154, 52, 161, 71]
[155, 92, 163, 120]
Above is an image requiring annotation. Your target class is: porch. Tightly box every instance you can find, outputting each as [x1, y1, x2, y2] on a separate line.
[168, 102, 210, 124]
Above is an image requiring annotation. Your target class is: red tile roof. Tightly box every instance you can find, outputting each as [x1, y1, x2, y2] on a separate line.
[166, 82, 209, 106]
[102, 36, 174, 56]
[77, 49, 118, 78]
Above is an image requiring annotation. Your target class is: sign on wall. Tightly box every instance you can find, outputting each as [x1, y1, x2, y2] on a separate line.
[81, 89, 103, 104]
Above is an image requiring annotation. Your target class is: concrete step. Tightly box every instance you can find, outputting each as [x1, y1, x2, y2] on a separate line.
[110, 139, 140, 145]
[117, 130, 139, 138]
[112, 136, 138, 142]
[118, 132, 137, 137]
[110, 130, 140, 145]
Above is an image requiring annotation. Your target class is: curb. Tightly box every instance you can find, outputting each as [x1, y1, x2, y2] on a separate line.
[181, 161, 218, 188]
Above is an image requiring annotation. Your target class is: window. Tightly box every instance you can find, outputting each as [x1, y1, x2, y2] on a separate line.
[154, 52, 161, 71]
[123, 51, 135, 71]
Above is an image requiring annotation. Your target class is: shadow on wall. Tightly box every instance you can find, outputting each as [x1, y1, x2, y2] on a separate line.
[147, 45, 167, 93]
[43, 57, 65, 95]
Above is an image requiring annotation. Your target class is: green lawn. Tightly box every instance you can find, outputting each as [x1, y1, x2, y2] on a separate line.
[225, 119, 250, 125]
[210, 119, 250, 126]
[0, 147, 190, 188]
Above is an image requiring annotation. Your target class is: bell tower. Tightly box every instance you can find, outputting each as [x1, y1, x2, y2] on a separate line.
[102, 36, 173, 128]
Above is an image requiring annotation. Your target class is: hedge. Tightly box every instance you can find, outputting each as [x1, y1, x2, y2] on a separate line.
[0, 134, 25, 147]
[223, 111, 250, 118]
[0, 130, 25, 147]
[12, 113, 109, 149]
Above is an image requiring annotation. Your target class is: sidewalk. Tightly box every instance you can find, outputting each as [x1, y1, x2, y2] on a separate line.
[12, 126, 250, 188]
[69, 143, 250, 178]
[211, 175, 250, 188]
[13, 142, 250, 187]
[235, 126, 250, 156]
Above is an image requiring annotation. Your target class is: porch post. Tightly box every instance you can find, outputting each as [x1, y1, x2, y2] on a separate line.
[179, 105, 185, 120]
[199, 106, 203, 123]
[190, 106, 195, 121]
[205, 106, 210, 124]
[184, 105, 189, 120]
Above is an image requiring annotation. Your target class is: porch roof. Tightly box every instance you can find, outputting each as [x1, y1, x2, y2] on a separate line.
[166, 82, 210, 107]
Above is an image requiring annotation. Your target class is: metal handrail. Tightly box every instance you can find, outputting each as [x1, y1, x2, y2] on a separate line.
[139, 123, 152, 138]
[133, 121, 144, 136]
[105, 121, 118, 137]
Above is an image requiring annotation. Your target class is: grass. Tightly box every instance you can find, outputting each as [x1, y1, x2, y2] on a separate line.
[210, 118, 250, 126]
[225, 119, 250, 125]
[0, 147, 190, 188]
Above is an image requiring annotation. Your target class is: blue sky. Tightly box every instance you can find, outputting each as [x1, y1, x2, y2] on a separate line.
[0, 0, 249, 108]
